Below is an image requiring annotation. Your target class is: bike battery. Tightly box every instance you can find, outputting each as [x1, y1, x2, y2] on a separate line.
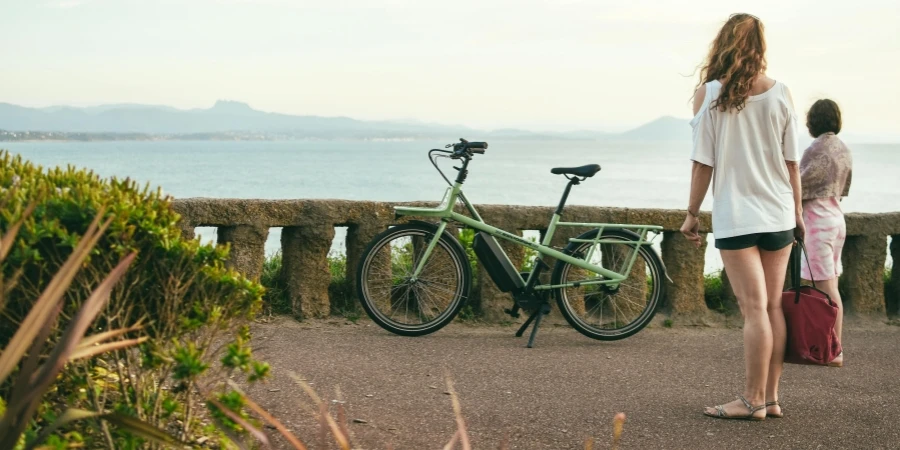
[472, 232, 525, 293]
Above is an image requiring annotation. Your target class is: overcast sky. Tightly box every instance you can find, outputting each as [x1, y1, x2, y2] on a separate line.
[1, 0, 898, 134]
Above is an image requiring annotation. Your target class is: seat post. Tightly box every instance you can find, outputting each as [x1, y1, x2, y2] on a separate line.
[555, 177, 580, 215]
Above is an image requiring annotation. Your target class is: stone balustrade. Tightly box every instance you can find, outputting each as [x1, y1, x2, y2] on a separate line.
[172, 199, 900, 321]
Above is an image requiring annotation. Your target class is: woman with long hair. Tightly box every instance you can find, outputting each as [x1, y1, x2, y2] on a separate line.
[681, 13, 803, 421]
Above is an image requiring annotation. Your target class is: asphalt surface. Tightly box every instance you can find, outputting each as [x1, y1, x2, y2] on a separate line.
[245, 317, 900, 450]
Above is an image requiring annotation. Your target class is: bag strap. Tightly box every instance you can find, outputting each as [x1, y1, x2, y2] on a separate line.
[796, 238, 818, 289]
[790, 241, 801, 288]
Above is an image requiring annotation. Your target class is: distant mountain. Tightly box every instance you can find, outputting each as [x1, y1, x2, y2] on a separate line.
[1, 101, 895, 143]
[617, 116, 690, 141]
[0, 100, 478, 138]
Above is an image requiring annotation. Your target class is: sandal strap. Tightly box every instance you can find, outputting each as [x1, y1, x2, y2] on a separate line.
[714, 405, 727, 417]
[739, 396, 766, 413]
[765, 401, 780, 407]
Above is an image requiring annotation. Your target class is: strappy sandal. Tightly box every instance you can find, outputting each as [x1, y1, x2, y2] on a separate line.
[765, 401, 783, 419]
[703, 395, 766, 421]
[827, 351, 844, 368]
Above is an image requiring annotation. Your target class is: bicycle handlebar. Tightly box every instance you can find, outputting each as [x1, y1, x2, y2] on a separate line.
[449, 139, 489, 157]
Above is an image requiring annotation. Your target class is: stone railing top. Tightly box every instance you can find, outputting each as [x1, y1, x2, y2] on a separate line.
[172, 198, 900, 237]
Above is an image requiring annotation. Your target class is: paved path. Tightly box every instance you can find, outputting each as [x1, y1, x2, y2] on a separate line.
[245, 318, 900, 449]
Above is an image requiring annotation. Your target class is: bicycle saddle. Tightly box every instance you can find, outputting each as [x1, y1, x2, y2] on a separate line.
[550, 164, 601, 178]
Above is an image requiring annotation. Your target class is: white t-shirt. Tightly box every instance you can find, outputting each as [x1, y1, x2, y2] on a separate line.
[690, 80, 801, 239]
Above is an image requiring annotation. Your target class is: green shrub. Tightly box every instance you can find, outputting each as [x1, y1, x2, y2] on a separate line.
[458, 228, 479, 279]
[261, 251, 290, 315]
[703, 271, 730, 313]
[327, 252, 358, 318]
[0, 151, 266, 447]
[259, 251, 360, 319]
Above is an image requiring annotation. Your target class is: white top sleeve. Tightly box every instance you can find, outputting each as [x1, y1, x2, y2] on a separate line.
[690, 84, 715, 167]
[781, 109, 801, 162]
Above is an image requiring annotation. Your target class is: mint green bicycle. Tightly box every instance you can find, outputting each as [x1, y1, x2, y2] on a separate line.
[356, 139, 668, 347]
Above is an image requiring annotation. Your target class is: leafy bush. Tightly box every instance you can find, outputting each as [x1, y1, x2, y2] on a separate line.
[703, 271, 730, 313]
[0, 151, 267, 447]
[328, 252, 357, 316]
[261, 251, 290, 315]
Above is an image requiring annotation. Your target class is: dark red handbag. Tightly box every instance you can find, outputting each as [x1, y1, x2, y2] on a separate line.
[782, 240, 842, 365]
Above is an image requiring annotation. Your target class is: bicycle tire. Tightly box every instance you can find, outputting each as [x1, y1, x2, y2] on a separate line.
[551, 229, 666, 341]
[356, 222, 471, 336]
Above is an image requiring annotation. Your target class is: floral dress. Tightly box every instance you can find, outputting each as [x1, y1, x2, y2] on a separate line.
[799, 132, 852, 281]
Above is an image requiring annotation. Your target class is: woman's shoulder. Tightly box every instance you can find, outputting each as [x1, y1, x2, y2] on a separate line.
[691, 80, 722, 117]
[772, 79, 795, 105]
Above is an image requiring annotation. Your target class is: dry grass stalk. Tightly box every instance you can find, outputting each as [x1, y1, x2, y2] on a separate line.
[611, 412, 626, 450]
[443, 377, 471, 450]
[289, 372, 351, 450]
[225, 380, 309, 450]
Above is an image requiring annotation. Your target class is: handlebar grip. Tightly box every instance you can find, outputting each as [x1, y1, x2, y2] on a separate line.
[471, 148, 485, 154]
[466, 141, 488, 150]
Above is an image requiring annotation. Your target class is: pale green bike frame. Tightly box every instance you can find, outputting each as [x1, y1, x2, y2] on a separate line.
[395, 181, 663, 291]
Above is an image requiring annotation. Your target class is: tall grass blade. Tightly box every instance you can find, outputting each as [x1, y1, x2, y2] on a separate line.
[25, 252, 136, 404]
[101, 412, 181, 446]
[0, 212, 109, 386]
[68, 336, 149, 362]
[25, 408, 100, 450]
[208, 397, 271, 448]
[226, 380, 308, 450]
[288, 372, 350, 450]
[75, 320, 145, 350]
[445, 378, 471, 450]
[611, 412, 626, 450]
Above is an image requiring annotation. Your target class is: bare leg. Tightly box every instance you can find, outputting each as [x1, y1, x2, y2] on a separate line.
[704, 247, 769, 418]
[819, 277, 843, 342]
[805, 276, 844, 364]
[759, 245, 793, 417]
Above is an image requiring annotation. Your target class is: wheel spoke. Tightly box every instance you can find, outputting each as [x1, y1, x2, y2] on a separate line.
[560, 235, 661, 338]
[360, 228, 467, 332]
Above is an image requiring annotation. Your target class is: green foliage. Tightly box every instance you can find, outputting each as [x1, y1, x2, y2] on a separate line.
[457, 304, 476, 322]
[663, 319, 673, 328]
[458, 228, 479, 277]
[520, 235, 540, 272]
[328, 252, 356, 315]
[207, 391, 251, 434]
[0, 151, 266, 447]
[703, 271, 734, 314]
[260, 251, 290, 315]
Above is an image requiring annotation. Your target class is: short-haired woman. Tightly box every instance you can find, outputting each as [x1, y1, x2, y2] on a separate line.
[682, 13, 803, 421]
[799, 99, 852, 367]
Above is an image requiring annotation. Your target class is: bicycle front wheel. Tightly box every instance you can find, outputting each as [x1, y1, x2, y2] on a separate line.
[552, 229, 666, 341]
[356, 223, 471, 336]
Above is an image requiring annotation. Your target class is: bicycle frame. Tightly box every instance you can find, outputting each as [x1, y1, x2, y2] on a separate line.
[395, 178, 662, 291]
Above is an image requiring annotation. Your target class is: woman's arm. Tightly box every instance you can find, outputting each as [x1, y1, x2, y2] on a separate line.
[787, 160, 805, 240]
[680, 162, 713, 247]
[681, 85, 713, 247]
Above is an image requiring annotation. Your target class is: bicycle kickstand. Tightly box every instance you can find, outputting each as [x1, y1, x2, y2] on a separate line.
[515, 303, 551, 348]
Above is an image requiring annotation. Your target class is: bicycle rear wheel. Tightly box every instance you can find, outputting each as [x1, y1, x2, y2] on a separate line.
[551, 229, 665, 340]
[356, 223, 471, 336]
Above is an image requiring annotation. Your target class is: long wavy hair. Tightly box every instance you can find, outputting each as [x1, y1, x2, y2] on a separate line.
[696, 13, 767, 112]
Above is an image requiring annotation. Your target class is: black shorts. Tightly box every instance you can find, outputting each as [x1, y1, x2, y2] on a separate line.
[715, 229, 795, 251]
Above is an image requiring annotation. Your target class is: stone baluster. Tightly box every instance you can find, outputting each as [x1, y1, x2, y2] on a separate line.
[661, 231, 710, 321]
[282, 224, 335, 319]
[216, 225, 268, 281]
[345, 220, 390, 299]
[840, 234, 888, 313]
[887, 236, 899, 317]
